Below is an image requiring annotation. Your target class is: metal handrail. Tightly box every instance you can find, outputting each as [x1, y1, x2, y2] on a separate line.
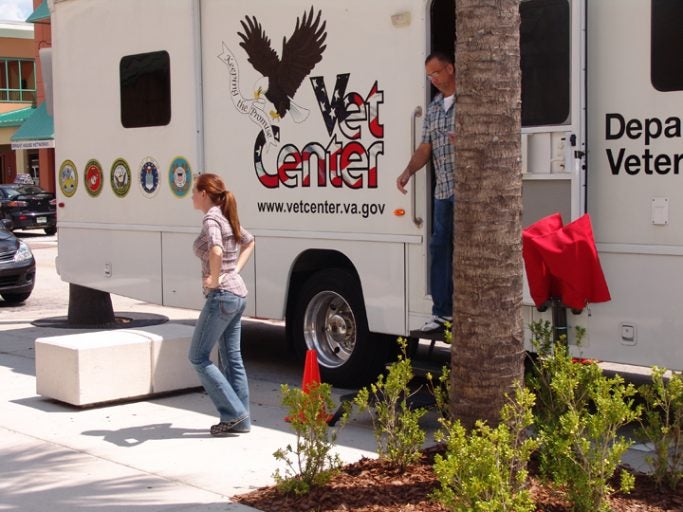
[411, 106, 423, 227]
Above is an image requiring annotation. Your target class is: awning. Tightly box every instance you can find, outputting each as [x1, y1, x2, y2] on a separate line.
[10, 102, 54, 150]
[26, 0, 50, 24]
[0, 107, 33, 128]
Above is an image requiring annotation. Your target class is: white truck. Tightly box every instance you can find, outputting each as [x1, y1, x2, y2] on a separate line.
[50, 0, 683, 385]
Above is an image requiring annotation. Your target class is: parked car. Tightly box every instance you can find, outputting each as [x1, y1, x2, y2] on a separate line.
[0, 184, 57, 236]
[13, 173, 35, 185]
[0, 219, 36, 303]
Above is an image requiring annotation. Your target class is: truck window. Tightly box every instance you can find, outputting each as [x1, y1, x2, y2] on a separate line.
[120, 50, 171, 128]
[520, 0, 570, 126]
[651, 0, 683, 92]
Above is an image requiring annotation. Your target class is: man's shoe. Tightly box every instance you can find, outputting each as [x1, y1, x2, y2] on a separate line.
[210, 415, 250, 437]
[420, 315, 452, 333]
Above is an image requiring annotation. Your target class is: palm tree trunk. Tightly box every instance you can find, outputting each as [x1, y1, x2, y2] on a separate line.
[450, 0, 525, 428]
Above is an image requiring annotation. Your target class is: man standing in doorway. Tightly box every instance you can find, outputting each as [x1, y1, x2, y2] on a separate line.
[396, 51, 455, 333]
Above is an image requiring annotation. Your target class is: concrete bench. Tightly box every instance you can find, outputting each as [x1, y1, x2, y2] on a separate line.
[35, 323, 200, 406]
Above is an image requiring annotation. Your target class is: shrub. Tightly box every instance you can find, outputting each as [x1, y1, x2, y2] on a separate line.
[637, 366, 683, 491]
[527, 321, 641, 512]
[427, 363, 451, 421]
[353, 337, 427, 471]
[273, 381, 346, 495]
[432, 385, 539, 512]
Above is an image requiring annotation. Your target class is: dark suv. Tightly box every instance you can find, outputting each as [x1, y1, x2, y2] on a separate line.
[0, 184, 57, 236]
[0, 220, 35, 303]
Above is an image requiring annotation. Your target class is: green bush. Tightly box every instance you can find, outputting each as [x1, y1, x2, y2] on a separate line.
[637, 366, 683, 491]
[427, 363, 451, 421]
[527, 321, 641, 512]
[432, 385, 539, 512]
[273, 382, 346, 495]
[354, 337, 427, 471]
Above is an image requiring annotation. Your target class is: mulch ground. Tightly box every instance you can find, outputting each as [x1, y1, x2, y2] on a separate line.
[233, 446, 683, 512]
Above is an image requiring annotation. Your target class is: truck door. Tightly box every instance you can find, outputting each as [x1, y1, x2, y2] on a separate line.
[521, 0, 585, 227]
[420, 1, 586, 327]
[519, 0, 585, 304]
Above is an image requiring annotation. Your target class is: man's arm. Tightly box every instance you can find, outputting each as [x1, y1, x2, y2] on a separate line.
[396, 142, 432, 194]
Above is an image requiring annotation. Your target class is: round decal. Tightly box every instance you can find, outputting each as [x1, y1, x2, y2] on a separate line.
[59, 160, 78, 197]
[138, 157, 160, 198]
[168, 156, 192, 197]
[110, 158, 131, 198]
[84, 159, 104, 197]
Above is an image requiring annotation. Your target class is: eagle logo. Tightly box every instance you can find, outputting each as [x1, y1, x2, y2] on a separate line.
[237, 7, 327, 123]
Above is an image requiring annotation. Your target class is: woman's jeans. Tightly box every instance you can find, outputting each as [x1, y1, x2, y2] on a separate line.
[430, 196, 454, 317]
[189, 289, 250, 425]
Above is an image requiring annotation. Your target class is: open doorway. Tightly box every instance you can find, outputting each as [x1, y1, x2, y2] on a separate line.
[423, 0, 455, 300]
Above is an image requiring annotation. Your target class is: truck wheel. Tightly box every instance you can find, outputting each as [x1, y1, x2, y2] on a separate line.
[291, 268, 392, 388]
[44, 227, 57, 236]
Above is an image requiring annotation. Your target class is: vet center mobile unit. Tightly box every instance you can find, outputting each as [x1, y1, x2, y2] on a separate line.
[49, 0, 683, 385]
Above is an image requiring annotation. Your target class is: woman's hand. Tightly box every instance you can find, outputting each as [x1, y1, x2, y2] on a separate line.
[203, 275, 219, 289]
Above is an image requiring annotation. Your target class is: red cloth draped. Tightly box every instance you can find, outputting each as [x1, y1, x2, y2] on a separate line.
[522, 213, 611, 310]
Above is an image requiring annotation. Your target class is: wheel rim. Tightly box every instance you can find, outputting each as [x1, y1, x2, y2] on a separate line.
[303, 290, 357, 368]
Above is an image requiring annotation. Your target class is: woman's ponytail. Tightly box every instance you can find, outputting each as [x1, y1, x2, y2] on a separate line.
[222, 190, 241, 237]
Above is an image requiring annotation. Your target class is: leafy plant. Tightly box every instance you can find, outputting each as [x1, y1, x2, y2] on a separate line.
[432, 385, 539, 512]
[354, 337, 427, 471]
[527, 321, 641, 512]
[426, 320, 452, 420]
[273, 381, 347, 495]
[525, 320, 589, 430]
[637, 366, 683, 491]
[427, 363, 451, 421]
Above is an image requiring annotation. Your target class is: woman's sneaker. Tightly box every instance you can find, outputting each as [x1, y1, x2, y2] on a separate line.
[210, 415, 250, 436]
[420, 315, 452, 333]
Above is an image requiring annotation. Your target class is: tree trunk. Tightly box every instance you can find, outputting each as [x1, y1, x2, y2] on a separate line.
[67, 283, 115, 325]
[450, 0, 525, 428]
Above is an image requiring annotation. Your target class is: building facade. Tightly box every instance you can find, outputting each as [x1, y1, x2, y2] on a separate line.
[0, 0, 54, 192]
[0, 20, 35, 184]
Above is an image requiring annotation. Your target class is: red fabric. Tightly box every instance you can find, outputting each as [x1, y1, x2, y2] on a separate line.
[522, 212, 564, 307]
[522, 213, 611, 310]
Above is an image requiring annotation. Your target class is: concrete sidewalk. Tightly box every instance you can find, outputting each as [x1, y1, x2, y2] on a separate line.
[0, 311, 402, 512]
[0, 234, 401, 511]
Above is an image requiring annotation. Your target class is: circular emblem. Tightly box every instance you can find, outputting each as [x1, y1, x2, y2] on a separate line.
[138, 157, 160, 198]
[58, 160, 78, 198]
[168, 156, 192, 197]
[110, 158, 131, 198]
[84, 159, 104, 197]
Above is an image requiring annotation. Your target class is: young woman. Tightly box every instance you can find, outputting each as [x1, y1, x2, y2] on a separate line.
[189, 173, 255, 436]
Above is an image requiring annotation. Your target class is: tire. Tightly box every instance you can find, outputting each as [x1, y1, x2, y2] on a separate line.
[1, 292, 31, 304]
[44, 227, 57, 236]
[290, 268, 393, 388]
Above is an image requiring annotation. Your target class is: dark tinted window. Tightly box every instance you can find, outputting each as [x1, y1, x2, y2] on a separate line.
[2, 188, 20, 199]
[652, 0, 683, 92]
[520, 0, 570, 126]
[120, 50, 171, 128]
[16, 186, 46, 195]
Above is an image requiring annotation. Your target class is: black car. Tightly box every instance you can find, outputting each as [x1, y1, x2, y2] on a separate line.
[0, 184, 57, 236]
[0, 220, 36, 303]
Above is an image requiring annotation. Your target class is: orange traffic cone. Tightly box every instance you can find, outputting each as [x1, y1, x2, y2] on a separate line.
[284, 349, 332, 424]
[301, 349, 321, 393]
